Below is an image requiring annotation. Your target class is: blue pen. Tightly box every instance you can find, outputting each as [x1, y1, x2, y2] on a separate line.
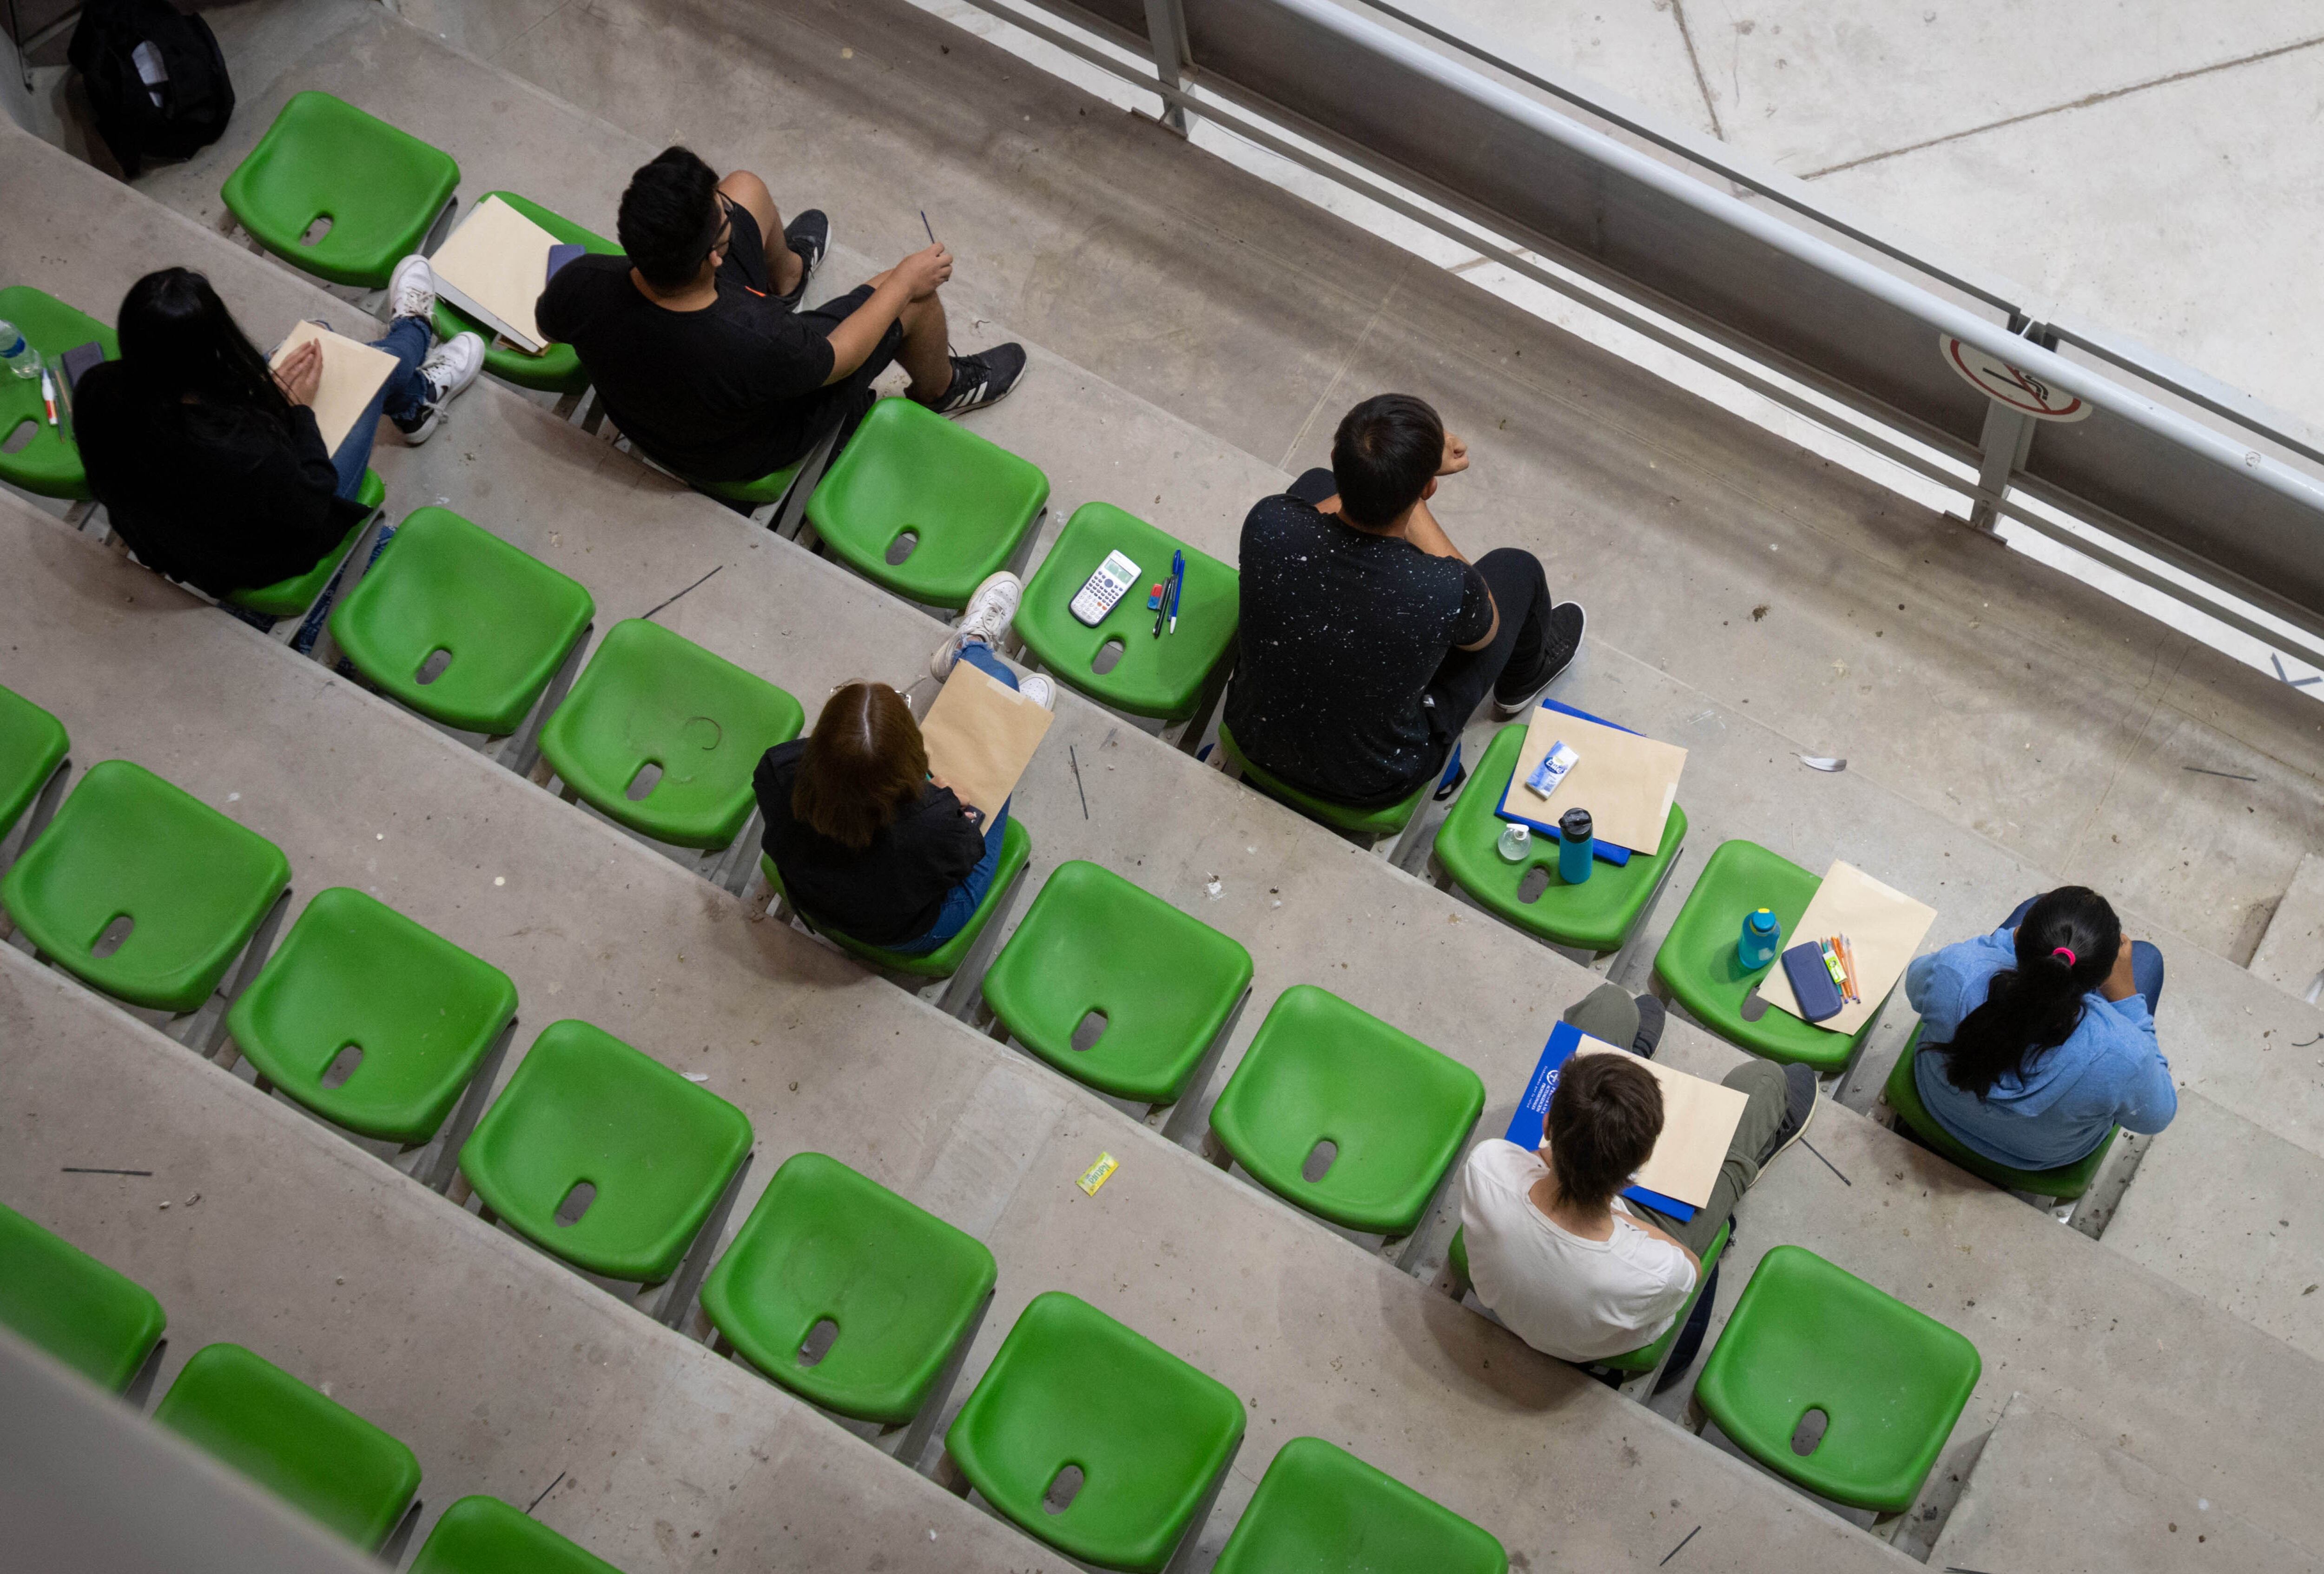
[1168, 549, 1184, 633]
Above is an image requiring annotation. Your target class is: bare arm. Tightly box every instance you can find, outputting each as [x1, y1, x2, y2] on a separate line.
[821, 244, 951, 386]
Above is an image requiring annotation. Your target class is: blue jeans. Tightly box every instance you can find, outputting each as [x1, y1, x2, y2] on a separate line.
[888, 641, 1016, 955]
[329, 317, 434, 500]
[2001, 895, 2163, 1014]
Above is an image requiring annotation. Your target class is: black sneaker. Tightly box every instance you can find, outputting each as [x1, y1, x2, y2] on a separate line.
[1492, 601, 1585, 717]
[1631, 994, 1666, 1059]
[923, 343, 1027, 416]
[775, 208, 830, 310]
[1758, 1063, 1820, 1166]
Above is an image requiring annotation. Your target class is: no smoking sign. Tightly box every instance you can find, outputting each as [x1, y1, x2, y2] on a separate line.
[1939, 333, 2090, 422]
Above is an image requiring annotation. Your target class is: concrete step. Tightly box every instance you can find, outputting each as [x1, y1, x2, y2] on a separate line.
[2251, 850, 2324, 1003]
[0, 948, 1052, 1572]
[1930, 1391, 2324, 1574]
[2101, 1089, 2324, 1365]
[0, 494, 1926, 1572]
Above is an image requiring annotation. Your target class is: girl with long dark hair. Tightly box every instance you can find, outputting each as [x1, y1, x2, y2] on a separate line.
[1907, 885, 2174, 1169]
[752, 573, 1050, 952]
[73, 258, 483, 599]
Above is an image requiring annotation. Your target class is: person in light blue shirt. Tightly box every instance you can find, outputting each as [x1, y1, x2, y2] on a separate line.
[1907, 886, 2172, 1172]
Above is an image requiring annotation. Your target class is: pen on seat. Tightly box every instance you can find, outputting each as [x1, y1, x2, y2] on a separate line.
[1168, 550, 1184, 633]
[40, 368, 58, 428]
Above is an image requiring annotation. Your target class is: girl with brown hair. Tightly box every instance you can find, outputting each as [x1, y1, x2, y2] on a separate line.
[753, 574, 1050, 951]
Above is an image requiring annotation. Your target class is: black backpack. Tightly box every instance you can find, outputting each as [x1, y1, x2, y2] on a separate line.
[68, 0, 234, 177]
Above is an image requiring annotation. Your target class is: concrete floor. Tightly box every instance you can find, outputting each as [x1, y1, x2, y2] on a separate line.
[370, 0, 2324, 965]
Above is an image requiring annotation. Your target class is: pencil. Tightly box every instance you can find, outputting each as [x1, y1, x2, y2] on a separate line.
[921, 209, 937, 245]
[1838, 933, 1862, 1003]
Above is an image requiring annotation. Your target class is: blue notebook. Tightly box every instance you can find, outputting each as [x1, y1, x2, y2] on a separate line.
[1492, 698, 1633, 866]
[1505, 1021, 1695, 1221]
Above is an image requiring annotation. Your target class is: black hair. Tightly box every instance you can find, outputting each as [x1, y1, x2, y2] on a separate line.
[1939, 886, 2122, 1098]
[115, 268, 296, 433]
[618, 146, 724, 290]
[1330, 394, 1443, 529]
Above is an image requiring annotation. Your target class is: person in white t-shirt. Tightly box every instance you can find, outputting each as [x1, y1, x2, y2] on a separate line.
[1459, 990, 1816, 1371]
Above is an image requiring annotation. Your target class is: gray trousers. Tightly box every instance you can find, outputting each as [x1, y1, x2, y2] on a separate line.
[1633, 1060, 1788, 1258]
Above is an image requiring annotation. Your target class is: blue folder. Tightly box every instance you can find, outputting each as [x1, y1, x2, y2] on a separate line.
[1492, 698, 1636, 866]
[1506, 1021, 1696, 1221]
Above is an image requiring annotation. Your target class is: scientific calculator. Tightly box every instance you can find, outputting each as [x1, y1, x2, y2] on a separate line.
[1070, 550, 1142, 626]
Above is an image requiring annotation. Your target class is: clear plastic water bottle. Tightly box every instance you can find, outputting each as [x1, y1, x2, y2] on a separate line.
[0, 321, 40, 381]
[1738, 907, 1782, 971]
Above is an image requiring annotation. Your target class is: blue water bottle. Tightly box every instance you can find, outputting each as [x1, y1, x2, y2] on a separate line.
[1738, 907, 1781, 970]
[1557, 808, 1593, 884]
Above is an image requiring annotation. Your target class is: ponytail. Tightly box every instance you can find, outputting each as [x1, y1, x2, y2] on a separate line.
[1939, 886, 2120, 1098]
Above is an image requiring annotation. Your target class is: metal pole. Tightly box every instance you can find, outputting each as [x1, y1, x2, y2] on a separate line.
[1140, 0, 1192, 132]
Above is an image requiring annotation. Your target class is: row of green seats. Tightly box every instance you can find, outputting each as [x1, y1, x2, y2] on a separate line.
[216, 92, 1251, 730]
[0, 1202, 624, 1569]
[1, 1193, 1502, 1572]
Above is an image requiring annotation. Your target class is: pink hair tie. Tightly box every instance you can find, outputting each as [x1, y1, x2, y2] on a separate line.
[2052, 946, 2077, 967]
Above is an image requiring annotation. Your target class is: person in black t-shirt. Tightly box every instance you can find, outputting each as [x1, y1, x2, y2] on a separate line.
[75, 263, 484, 600]
[756, 573, 1054, 952]
[535, 146, 1027, 486]
[1223, 393, 1585, 808]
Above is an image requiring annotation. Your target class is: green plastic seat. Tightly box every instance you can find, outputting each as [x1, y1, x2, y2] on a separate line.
[410, 1495, 627, 1574]
[1447, 1218, 1728, 1375]
[700, 1151, 997, 1425]
[1435, 724, 1689, 954]
[1217, 720, 1427, 841]
[537, 619, 804, 850]
[0, 1202, 166, 1392]
[1695, 1245, 1980, 1515]
[432, 192, 616, 392]
[760, 813, 1031, 979]
[1013, 503, 1238, 721]
[1208, 985, 1485, 1238]
[1, 759, 290, 1014]
[459, 1019, 753, 1284]
[698, 458, 805, 509]
[1884, 1025, 2119, 1199]
[329, 506, 595, 736]
[0, 681, 69, 844]
[979, 860, 1252, 1104]
[224, 887, 519, 1146]
[803, 397, 1049, 609]
[0, 284, 118, 500]
[1651, 839, 1885, 1075]
[229, 468, 386, 618]
[154, 1342, 422, 1549]
[221, 92, 460, 288]
[1212, 1436, 1508, 1574]
[945, 1291, 1246, 1572]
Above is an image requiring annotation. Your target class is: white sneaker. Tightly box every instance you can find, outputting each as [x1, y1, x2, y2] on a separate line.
[1017, 673, 1055, 711]
[399, 332, 486, 445]
[929, 572, 1024, 679]
[387, 254, 439, 324]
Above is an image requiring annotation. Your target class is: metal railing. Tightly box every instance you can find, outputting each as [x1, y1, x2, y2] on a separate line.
[946, 0, 2324, 671]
